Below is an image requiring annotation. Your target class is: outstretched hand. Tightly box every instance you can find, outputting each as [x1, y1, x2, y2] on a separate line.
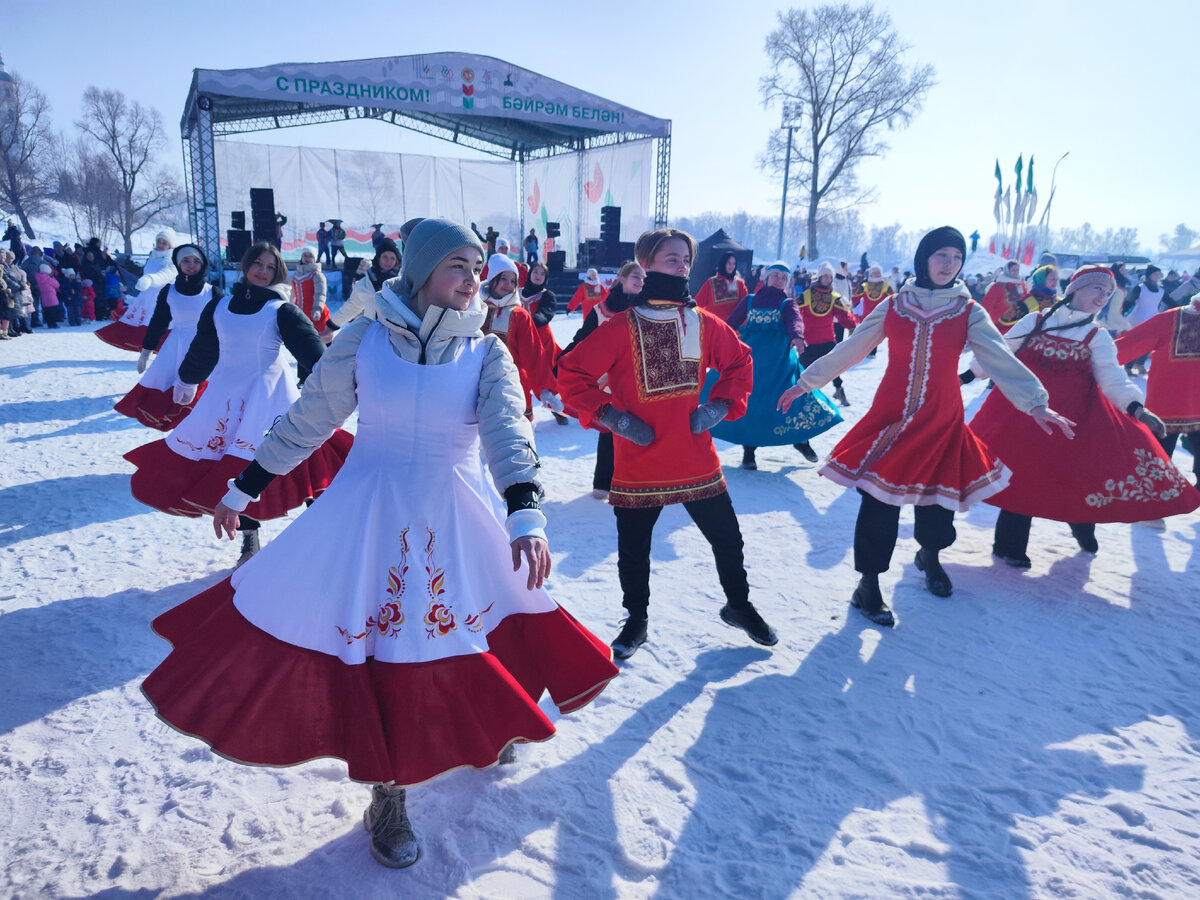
[777, 383, 811, 413]
[213, 501, 240, 540]
[1031, 405, 1076, 439]
[511, 536, 551, 590]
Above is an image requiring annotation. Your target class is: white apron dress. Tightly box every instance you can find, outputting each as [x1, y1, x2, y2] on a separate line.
[113, 283, 213, 430]
[142, 321, 617, 785]
[125, 293, 352, 519]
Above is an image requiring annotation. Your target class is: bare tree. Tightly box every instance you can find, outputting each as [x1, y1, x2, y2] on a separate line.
[760, 4, 935, 258]
[0, 70, 55, 238]
[51, 135, 123, 247]
[76, 87, 182, 253]
[1160, 223, 1198, 254]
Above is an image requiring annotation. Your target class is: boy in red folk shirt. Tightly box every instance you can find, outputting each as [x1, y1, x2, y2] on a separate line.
[797, 261, 858, 406]
[558, 228, 778, 659]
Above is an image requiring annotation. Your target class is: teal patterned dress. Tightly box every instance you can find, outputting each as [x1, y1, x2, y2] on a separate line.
[702, 299, 842, 446]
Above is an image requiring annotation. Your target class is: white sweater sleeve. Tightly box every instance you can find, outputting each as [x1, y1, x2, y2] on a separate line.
[1087, 328, 1143, 411]
[965, 306, 1048, 413]
[796, 299, 889, 391]
[331, 278, 370, 327]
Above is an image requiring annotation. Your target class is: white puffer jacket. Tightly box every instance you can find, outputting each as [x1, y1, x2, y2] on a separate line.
[254, 278, 542, 524]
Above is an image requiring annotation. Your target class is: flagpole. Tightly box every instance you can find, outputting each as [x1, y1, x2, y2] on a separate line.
[1045, 152, 1069, 247]
[776, 102, 801, 260]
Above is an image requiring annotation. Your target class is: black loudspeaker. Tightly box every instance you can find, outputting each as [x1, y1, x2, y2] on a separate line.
[230, 210, 246, 230]
[226, 229, 252, 264]
[545, 221, 561, 240]
[600, 206, 621, 245]
[249, 188, 277, 243]
[547, 250, 566, 273]
[341, 256, 362, 300]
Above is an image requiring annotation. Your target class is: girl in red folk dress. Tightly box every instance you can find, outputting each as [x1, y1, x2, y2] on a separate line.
[289, 246, 329, 332]
[124, 242, 352, 565]
[558, 228, 777, 659]
[114, 245, 218, 431]
[141, 220, 617, 869]
[980, 260, 1026, 334]
[567, 268, 608, 317]
[851, 265, 895, 321]
[967, 266, 1199, 566]
[1115, 294, 1200, 487]
[694, 251, 749, 323]
[480, 254, 551, 420]
[779, 227, 1074, 628]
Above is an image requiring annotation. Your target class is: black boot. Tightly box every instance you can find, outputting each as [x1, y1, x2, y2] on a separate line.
[719, 602, 778, 646]
[850, 574, 894, 627]
[914, 548, 952, 596]
[235, 528, 260, 568]
[793, 442, 819, 463]
[497, 743, 517, 765]
[363, 785, 420, 868]
[1069, 523, 1098, 554]
[741, 447, 757, 470]
[833, 384, 850, 407]
[611, 615, 648, 660]
[992, 544, 1031, 568]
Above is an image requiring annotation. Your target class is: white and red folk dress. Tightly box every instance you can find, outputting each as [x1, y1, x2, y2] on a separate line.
[125, 291, 351, 519]
[142, 321, 617, 786]
[113, 282, 212, 430]
[96, 248, 176, 351]
[817, 291, 1014, 509]
[971, 311, 1200, 522]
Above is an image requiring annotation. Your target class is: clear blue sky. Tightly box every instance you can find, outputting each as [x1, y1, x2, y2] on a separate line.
[3, 0, 1196, 251]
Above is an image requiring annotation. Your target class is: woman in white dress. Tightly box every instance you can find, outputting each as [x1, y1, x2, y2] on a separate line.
[124, 242, 352, 563]
[96, 228, 178, 351]
[141, 220, 617, 868]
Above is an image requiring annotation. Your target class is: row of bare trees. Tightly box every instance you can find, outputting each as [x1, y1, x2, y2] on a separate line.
[1, 73, 182, 254]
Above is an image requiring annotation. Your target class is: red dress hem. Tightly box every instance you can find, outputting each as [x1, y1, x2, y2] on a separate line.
[113, 382, 207, 431]
[97, 321, 167, 352]
[142, 578, 618, 786]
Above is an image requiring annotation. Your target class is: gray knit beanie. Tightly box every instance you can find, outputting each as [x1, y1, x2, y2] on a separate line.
[398, 218, 484, 296]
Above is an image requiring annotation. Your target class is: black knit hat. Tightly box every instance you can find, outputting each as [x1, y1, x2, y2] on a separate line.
[913, 226, 966, 289]
[372, 238, 400, 269]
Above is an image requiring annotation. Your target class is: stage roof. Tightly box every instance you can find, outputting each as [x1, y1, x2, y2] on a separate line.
[183, 52, 671, 159]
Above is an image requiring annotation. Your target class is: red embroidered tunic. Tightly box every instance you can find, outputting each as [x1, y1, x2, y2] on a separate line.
[972, 329, 1199, 521]
[557, 304, 753, 508]
[796, 286, 857, 344]
[822, 294, 1009, 509]
[851, 282, 894, 321]
[694, 274, 748, 322]
[1115, 308, 1200, 434]
[483, 303, 547, 412]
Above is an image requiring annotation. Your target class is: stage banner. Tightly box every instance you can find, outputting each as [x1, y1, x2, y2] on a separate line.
[194, 53, 669, 138]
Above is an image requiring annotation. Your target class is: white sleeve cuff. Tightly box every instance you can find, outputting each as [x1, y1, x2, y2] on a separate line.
[505, 508, 548, 543]
[220, 479, 254, 513]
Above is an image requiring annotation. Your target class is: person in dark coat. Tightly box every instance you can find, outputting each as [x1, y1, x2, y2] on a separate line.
[4, 219, 24, 263]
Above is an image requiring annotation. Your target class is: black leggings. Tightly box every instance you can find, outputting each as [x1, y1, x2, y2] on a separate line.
[594, 431, 614, 492]
[853, 489, 956, 574]
[801, 341, 843, 389]
[1159, 431, 1200, 479]
[993, 509, 1093, 556]
[614, 492, 750, 618]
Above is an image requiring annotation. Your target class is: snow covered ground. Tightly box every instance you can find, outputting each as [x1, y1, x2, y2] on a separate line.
[2, 315, 1199, 899]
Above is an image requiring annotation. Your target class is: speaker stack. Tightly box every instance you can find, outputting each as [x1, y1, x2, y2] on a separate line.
[226, 210, 251, 264]
[600, 206, 626, 268]
[545, 221, 565, 273]
[249, 188, 276, 244]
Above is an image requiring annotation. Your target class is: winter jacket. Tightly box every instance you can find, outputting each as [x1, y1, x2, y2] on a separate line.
[290, 262, 328, 326]
[134, 248, 177, 294]
[331, 268, 384, 327]
[1168, 274, 1200, 307]
[249, 282, 542, 514]
[21, 257, 42, 301]
[2, 263, 32, 316]
[35, 272, 61, 307]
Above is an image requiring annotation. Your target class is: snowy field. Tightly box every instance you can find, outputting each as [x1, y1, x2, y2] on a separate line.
[2, 314, 1200, 899]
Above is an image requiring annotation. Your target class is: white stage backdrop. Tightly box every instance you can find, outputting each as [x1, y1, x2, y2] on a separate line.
[216, 138, 651, 266]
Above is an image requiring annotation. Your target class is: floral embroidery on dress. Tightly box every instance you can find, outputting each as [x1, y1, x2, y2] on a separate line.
[337, 528, 410, 643]
[1173, 311, 1200, 359]
[1085, 448, 1191, 508]
[1028, 332, 1093, 363]
[422, 528, 457, 637]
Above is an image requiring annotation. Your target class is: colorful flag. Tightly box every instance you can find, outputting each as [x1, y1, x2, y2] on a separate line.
[1014, 155, 1024, 194]
[994, 160, 1002, 189]
[1026, 156, 1034, 194]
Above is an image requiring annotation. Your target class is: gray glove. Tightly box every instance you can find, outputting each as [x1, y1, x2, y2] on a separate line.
[1136, 407, 1167, 439]
[136, 349, 152, 374]
[689, 399, 729, 434]
[172, 382, 198, 406]
[597, 405, 655, 446]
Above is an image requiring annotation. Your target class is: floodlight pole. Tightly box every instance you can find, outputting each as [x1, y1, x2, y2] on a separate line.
[776, 103, 800, 260]
[1045, 151, 1069, 245]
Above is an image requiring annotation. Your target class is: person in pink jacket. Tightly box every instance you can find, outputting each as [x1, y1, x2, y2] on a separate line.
[35, 265, 62, 328]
